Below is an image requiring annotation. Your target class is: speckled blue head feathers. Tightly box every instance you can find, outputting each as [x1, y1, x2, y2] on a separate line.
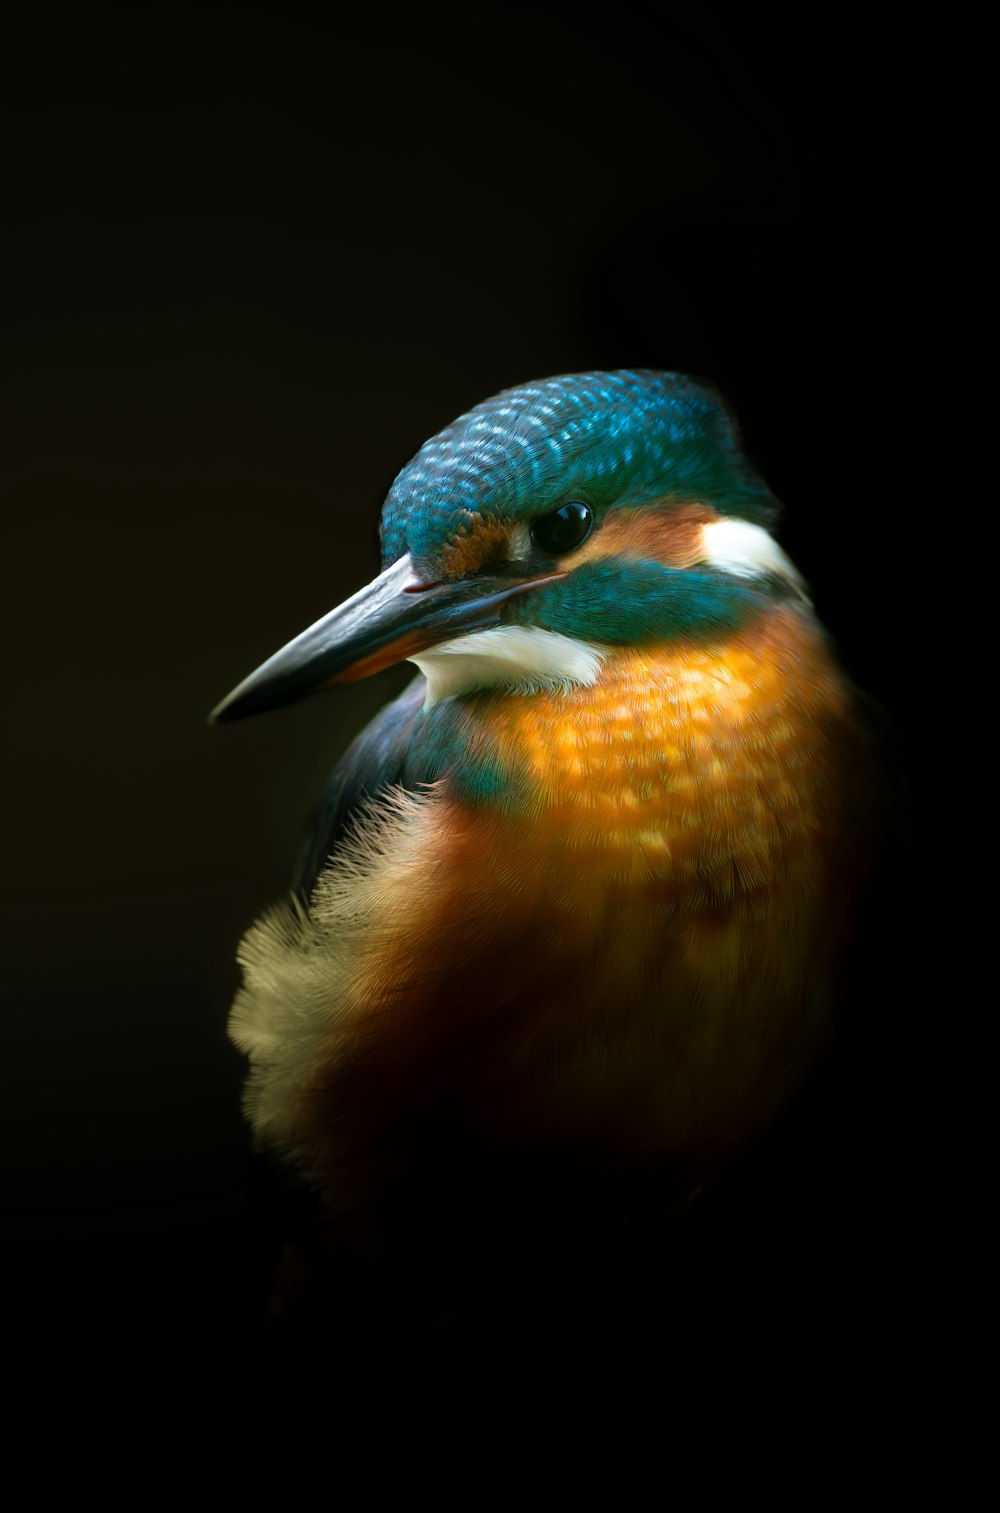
[380, 369, 778, 571]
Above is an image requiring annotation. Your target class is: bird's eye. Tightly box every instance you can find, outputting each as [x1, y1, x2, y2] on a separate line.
[530, 501, 593, 555]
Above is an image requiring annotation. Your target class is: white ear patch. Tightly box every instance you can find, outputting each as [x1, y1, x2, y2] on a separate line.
[411, 625, 606, 707]
[700, 518, 809, 599]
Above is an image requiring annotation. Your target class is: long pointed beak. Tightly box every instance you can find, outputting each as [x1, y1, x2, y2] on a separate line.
[210, 553, 567, 723]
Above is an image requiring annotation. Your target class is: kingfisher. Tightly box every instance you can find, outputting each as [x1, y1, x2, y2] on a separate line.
[212, 370, 882, 1321]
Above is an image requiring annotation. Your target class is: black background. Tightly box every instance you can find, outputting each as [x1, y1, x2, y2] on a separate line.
[3, 2, 939, 1404]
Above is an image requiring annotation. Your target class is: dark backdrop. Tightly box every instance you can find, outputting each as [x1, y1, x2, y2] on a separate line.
[3, 3, 934, 1388]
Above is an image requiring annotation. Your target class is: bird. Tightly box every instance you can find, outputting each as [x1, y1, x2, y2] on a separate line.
[212, 369, 885, 1345]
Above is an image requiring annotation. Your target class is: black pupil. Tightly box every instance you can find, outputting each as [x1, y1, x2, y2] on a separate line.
[530, 501, 593, 555]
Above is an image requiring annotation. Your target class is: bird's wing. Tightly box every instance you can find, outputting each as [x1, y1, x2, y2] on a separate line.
[292, 674, 431, 898]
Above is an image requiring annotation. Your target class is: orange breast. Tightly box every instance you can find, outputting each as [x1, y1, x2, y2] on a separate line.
[490, 605, 854, 889]
[291, 604, 875, 1205]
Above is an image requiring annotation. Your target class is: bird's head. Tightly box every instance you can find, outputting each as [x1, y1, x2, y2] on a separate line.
[211, 370, 806, 721]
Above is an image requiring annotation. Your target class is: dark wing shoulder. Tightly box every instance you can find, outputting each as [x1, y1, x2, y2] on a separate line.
[293, 675, 432, 897]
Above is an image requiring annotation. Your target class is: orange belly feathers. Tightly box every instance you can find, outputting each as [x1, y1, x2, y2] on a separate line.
[232, 602, 873, 1216]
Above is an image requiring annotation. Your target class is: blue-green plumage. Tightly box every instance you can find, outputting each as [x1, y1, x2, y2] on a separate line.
[505, 557, 769, 643]
[214, 368, 884, 1350]
[285, 371, 799, 894]
[293, 552, 781, 895]
[380, 370, 779, 569]
[212, 370, 789, 727]
[293, 676, 527, 896]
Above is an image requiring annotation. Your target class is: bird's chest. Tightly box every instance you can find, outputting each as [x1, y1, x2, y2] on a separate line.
[235, 609, 869, 1188]
[474, 622, 841, 912]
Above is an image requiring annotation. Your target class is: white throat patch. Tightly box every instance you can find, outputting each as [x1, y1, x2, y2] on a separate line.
[410, 625, 606, 708]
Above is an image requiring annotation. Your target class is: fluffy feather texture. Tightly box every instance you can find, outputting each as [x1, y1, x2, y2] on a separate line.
[231, 604, 875, 1210]
[230, 786, 439, 1164]
[222, 371, 881, 1267]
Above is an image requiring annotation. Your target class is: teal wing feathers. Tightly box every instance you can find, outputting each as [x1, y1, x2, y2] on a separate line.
[292, 676, 431, 897]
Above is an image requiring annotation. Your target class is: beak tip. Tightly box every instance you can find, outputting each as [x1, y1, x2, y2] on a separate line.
[208, 686, 255, 725]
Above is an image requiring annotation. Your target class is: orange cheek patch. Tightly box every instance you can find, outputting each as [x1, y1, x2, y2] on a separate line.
[565, 502, 719, 570]
[438, 514, 510, 578]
